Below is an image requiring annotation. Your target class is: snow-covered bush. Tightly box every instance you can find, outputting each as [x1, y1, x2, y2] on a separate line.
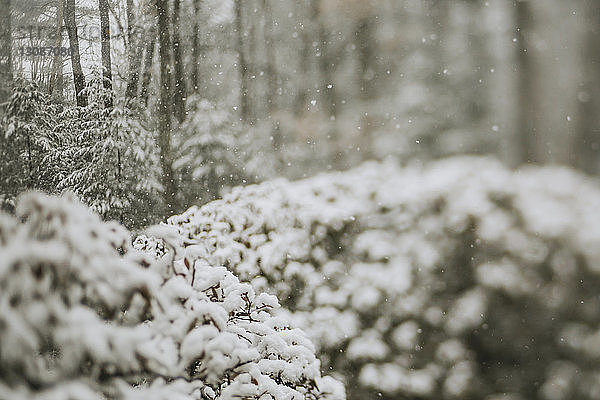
[161, 156, 600, 400]
[0, 192, 344, 400]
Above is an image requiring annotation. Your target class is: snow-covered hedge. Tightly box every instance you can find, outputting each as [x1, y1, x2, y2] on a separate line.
[162, 157, 600, 400]
[0, 193, 344, 400]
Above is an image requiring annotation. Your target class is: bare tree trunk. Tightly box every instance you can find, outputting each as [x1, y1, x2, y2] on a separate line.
[294, 31, 309, 115]
[64, 0, 86, 107]
[139, 31, 156, 105]
[262, 0, 276, 116]
[0, 0, 12, 108]
[294, 0, 310, 116]
[191, 0, 202, 91]
[125, 0, 144, 99]
[172, 0, 186, 122]
[248, 5, 258, 119]
[155, 0, 177, 213]
[234, 0, 250, 123]
[576, 3, 600, 173]
[355, 15, 375, 160]
[484, 0, 519, 167]
[515, 0, 538, 164]
[261, 0, 281, 152]
[312, 0, 340, 164]
[99, 0, 113, 107]
[49, 0, 64, 102]
[316, 0, 336, 119]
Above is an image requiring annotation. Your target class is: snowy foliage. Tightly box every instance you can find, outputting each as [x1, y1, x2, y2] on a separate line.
[0, 192, 345, 400]
[0, 80, 56, 203]
[174, 97, 247, 207]
[158, 157, 600, 400]
[0, 78, 162, 227]
[54, 74, 162, 226]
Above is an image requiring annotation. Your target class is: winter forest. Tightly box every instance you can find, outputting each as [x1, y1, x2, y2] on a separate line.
[1, 0, 600, 399]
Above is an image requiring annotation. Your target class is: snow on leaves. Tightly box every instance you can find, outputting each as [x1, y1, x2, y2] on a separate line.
[159, 156, 600, 400]
[0, 193, 344, 400]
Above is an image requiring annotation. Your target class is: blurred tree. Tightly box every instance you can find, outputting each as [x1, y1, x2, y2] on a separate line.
[576, 1, 600, 174]
[48, 0, 64, 103]
[355, 13, 376, 159]
[261, 0, 281, 153]
[190, 0, 203, 92]
[139, 26, 156, 105]
[172, 0, 186, 122]
[293, 0, 310, 117]
[515, 0, 591, 168]
[516, 0, 536, 164]
[63, 0, 86, 106]
[315, 0, 340, 163]
[98, 0, 113, 108]
[125, 0, 143, 99]
[235, 0, 250, 123]
[155, 0, 177, 213]
[0, 0, 12, 109]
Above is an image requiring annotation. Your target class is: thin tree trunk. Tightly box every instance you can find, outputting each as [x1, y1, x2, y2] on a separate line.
[294, 0, 311, 116]
[155, 0, 177, 213]
[248, 6, 257, 120]
[355, 15, 375, 160]
[294, 27, 309, 115]
[0, 0, 13, 108]
[64, 0, 87, 106]
[125, 0, 144, 99]
[191, 0, 202, 91]
[262, 0, 280, 152]
[172, 0, 186, 122]
[49, 0, 64, 102]
[312, 0, 340, 164]
[515, 0, 536, 164]
[356, 17, 375, 101]
[428, 0, 450, 157]
[99, 0, 113, 107]
[314, 0, 334, 117]
[234, 0, 250, 123]
[139, 32, 156, 105]
[576, 4, 600, 173]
